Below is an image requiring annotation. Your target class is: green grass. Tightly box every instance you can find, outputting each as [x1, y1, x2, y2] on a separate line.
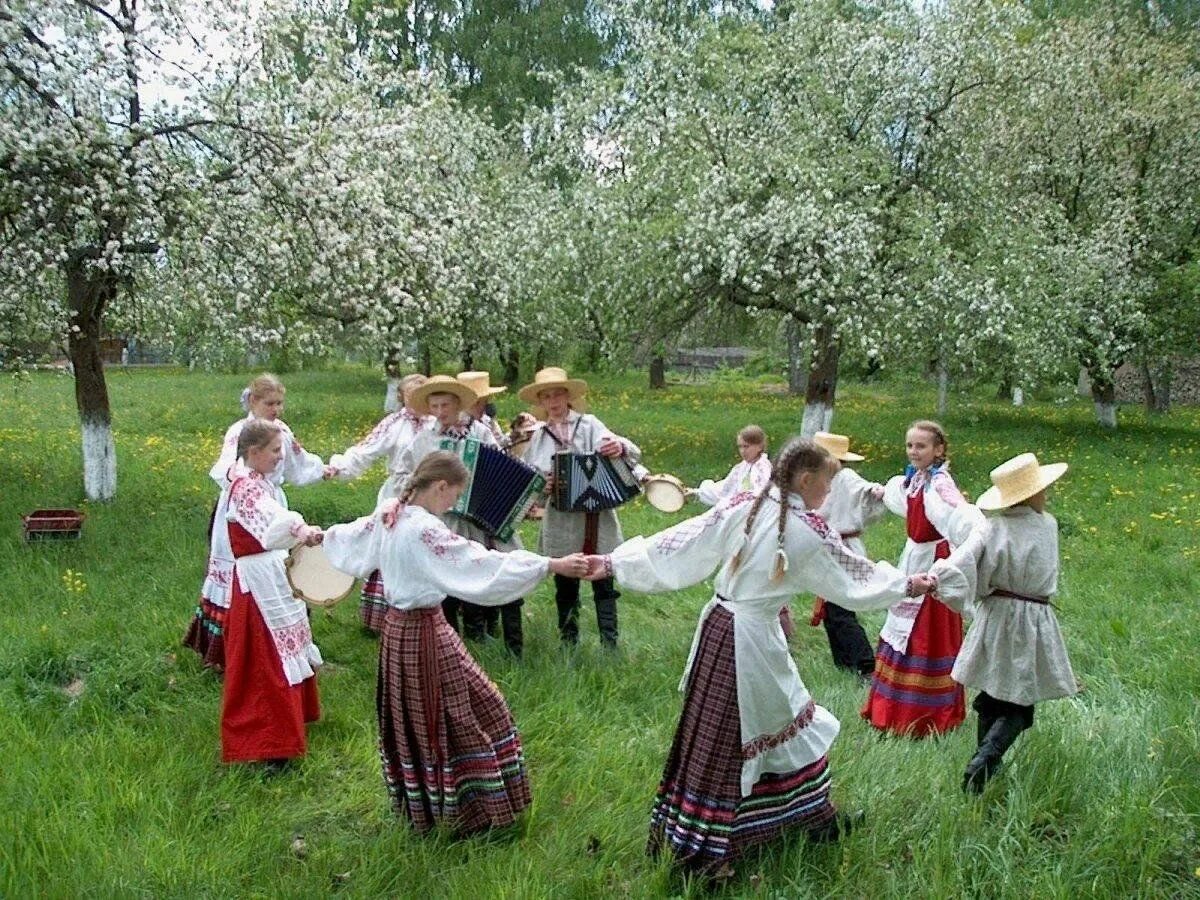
[1, 366, 1198, 898]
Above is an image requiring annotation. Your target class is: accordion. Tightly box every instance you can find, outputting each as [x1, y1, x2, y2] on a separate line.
[438, 438, 545, 542]
[552, 451, 641, 513]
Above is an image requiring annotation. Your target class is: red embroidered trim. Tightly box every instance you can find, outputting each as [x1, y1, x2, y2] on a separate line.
[741, 700, 817, 760]
[799, 511, 874, 584]
[653, 490, 756, 554]
[420, 526, 467, 560]
[272, 620, 314, 660]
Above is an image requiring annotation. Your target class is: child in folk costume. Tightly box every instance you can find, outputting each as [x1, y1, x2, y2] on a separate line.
[861, 420, 968, 737]
[457, 370, 525, 655]
[928, 453, 1077, 793]
[184, 373, 326, 671]
[325, 372, 431, 633]
[690, 424, 772, 506]
[219, 420, 324, 766]
[322, 452, 590, 834]
[581, 439, 936, 874]
[808, 431, 888, 677]
[394, 375, 522, 650]
[519, 367, 649, 648]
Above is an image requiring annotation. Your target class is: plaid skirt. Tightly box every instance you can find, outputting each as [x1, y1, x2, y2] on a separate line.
[377, 606, 530, 835]
[182, 598, 227, 671]
[360, 570, 388, 633]
[649, 606, 836, 870]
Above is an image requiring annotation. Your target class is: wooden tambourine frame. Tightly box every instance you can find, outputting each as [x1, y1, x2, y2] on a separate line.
[286, 544, 357, 608]
[643, 474, 688, 513]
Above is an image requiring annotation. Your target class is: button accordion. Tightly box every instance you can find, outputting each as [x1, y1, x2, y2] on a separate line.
[552, 451, 641, 513]
[438, 437, 545, 542]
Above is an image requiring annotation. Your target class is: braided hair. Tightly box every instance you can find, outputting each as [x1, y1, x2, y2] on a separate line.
[399, 450, 468, 503]
[728, 437, 836, 582]
[236, 419, 282, 459]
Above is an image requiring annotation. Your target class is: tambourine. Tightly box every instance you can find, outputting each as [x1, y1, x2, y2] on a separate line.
[643, 474, 688, 513]
[286, 544, 356, 607]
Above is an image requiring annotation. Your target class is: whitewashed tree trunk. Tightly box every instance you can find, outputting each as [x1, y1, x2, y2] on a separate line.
[1090, 372, 1118, 428]
[81, 419, 117, 500]
[67, 262, 118, 500]
[936, 362, 949, 417]
[786, 317, 807, 395]
[383, 377, 401, 412]
[1012, 387, 1024, 406]
[1094, 400, 1117, 428]
[800, 323, 839, 438]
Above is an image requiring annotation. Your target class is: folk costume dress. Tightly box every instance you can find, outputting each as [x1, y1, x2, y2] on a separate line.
[395, 417, 524, 646]
[328, 407, 432, 631]
[323, 505, 547, 834]
[184, 415, 325, 670]
[933, 505, 1078, 726]
[695, 456, 772, 507]
[810, 467, 888, 675]
[600, 488, 914, 871]
[860, 464, 967, 736]
[220, 472, 322, 763]
[523, 410, 648, 645]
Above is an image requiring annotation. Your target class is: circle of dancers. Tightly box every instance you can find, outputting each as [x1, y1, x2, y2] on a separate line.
[181, 367, 1078, 879]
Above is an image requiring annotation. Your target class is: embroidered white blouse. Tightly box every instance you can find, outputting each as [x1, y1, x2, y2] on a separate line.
[696, 456, 773, 507]
[606, 487, 912, 796]
[877, 467, 966, 653]
[329, 408, 432, 504]
[323, 504, 552, 610]
[932, 505, 1077, 705]
[522, 410, 648, 557]
[201, 417, 325, 612]
[814, 466, 886, 557]
[225, 473, 322, 686]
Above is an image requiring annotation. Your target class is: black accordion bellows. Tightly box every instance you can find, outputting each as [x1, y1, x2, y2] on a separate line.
[552, 451, 641, 513]
[438, 438, 545, 542]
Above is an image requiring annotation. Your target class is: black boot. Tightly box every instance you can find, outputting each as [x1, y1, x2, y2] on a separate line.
[593, 578, 620, 648]
[461, 601, 492, 642]
[442, 597, 462, 633]
[554, 574, 581, 645]
[500, 599, 524, 658]
[962, 715, 1026, 794]
[807, 808, 865, 844]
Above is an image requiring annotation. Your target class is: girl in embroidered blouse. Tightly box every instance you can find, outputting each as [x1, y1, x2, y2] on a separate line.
[322, 452, 588, 835]
[185, 373, 326, 671]
[220, 420, 324, 770]
[325, 372, 431, 633]
[581, 439, 935, 876]
[689, 424, 772, 507]
[860, 420, 967, 737]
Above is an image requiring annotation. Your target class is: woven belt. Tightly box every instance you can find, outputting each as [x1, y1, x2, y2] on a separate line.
[992, 588, 1051, 606]
[839, 530, 862, 540]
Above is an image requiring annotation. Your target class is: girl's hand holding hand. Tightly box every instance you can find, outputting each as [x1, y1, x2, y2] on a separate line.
[323, 465, 339, 480]
[549, 553, 589, 578]
[870, 484, 885, 501]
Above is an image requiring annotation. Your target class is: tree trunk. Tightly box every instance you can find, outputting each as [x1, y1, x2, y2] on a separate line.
[383, 345, 403, 412]
[995, 369, 1013, 401]
[649, 354, 666, 389]
[461, 340, 475, 372]
[800, 325, 839, 437]
[1012, 387, 1024, 407]
[66, 264, 117, 501]
[1141, 361, 1171, 414]
[1090, 369, 1118, 429]
[500, 348, 520, 385]
[419, 342, 432, 377]
[936, 360, 949, 417]
[785, 317, 807, 395]
[534, 344, 546, 371]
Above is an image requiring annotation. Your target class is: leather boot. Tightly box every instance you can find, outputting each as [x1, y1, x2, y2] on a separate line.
[554, 574, 581, 645]
[963, 715, 1026, 793]
[593, 579, 620, 648]
[500, 600, 524, 658]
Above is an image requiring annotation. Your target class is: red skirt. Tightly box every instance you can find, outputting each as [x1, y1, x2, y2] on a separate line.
[221, 573, 320, 763]
[860, 594, 965, 737]
[648, 606, 836, 871]
[377, 606, 530, 834]
[360, 570, 388, 633]
[182, 598, 227, 671]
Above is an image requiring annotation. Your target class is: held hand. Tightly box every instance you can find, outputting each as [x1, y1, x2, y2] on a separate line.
[380, 498, 402, 529]
[908, 573, 937, 596]
[543, 475, 555, 495]
[870, 484, 885, 501]
[684, 487, 698, 500]
[549, 553, 589, 579]
[597, 438, 624, 459]
[582, 554, 610, 581]
[323, 465, 339, 480]
[302, 526, 324, 547]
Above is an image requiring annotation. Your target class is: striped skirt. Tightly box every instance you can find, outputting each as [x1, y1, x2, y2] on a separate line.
[861, 594, 965, 737]
[359, 570, 388, 633]
[377, 606, 530, 835]
[182, 598, 227, 671]
[648, 606, 837, 871]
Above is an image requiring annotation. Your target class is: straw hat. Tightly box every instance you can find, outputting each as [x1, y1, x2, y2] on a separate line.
[976, 453, 1068, 511]
[813, 431, 864, 463]
[456, 371, 507, 398]
[409, 374, 478, 415]
[518, 367, 589, 406]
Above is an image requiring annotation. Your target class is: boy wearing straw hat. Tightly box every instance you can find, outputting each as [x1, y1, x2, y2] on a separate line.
[519, 367, 648, 648]
[393, 375, 517, 643]
[809, 431, 889, 676]
[930, 452, 1077, 794]
[456, 370, 526, 656]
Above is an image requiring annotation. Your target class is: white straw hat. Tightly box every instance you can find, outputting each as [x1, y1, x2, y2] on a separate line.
[813, 431, 864, 463]
[518, 367, 589, 406]
[976, 453, 1068, 510]
[409, 375, 478, 415]
[456, 371, 507, 398]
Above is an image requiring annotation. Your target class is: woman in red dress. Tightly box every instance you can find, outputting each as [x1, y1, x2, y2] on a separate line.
[220, 420, 324, 766]
[861, 420, 967, 737]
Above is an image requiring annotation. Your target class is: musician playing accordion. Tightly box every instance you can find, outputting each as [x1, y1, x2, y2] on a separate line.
[519, 367, 648, 649]
[393, 375, 526, 653]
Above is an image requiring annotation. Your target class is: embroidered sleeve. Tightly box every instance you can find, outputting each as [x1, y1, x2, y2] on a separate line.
[324, 513, 385, 579]
[795, 510, 909, 612]
[209, 421, 243, 487]
[654, 491, 754, 555]
[281, 424, 326, 486]
[415, 522, 550, 604]
[930, 471, 965, 508]
[330, 414, 401, 479]
[230, 477, 304, 549]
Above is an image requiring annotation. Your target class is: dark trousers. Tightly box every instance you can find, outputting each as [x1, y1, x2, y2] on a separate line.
[554, 574, 619, 647]
[973, 691, 1034, 733]
[821, 602, 876, 675]
[443, 597, 523, 656]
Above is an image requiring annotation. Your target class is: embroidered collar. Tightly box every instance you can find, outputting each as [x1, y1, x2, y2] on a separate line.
[904, 461, 947, 491]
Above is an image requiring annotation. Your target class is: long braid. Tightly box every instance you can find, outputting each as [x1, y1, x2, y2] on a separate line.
[397, 451, 468, 506]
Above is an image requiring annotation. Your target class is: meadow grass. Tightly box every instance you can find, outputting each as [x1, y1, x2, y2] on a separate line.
[0, 365, 1198, 899]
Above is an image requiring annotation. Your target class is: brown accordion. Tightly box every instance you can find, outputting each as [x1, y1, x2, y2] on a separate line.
[551, 451, 641, 513]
